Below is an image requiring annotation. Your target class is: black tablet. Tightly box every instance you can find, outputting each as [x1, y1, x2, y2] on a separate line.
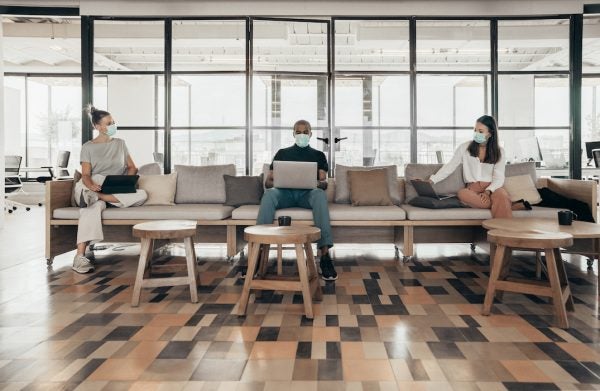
[101, 175, 139, 194]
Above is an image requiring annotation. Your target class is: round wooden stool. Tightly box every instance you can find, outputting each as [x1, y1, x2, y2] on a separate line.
[131, 220, 199, 306]
[238, 225, 323, 319]
[482, 229, 574, 328]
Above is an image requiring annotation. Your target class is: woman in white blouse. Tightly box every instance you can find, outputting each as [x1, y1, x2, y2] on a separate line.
[427, 115, 529, 218]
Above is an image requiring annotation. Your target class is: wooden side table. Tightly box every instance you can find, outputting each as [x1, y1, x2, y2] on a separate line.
[483, 217, 600, 293]
[238, 225, 323, 319]
[131, 220, 199, 306]
[482, 229, 574, 328]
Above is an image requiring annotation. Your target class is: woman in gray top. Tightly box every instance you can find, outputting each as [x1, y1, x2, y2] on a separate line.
[72, 106, 147, 273]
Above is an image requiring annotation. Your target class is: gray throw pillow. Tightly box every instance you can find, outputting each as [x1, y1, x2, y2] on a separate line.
[505, 161, 537, 182]
[408, 196, 464, 209]
[404, 164, 465, 202]
[224, 174, 264, 207]
[335, 164, 402, 205]
[174, 164, 236, 204]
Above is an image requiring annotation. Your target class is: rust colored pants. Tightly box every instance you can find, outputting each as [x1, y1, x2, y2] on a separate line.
[457, 181, 512, 218]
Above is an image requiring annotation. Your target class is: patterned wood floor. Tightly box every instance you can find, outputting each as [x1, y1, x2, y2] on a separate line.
[0, 210, 599, 390]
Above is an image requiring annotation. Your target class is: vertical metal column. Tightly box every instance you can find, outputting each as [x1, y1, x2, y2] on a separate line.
[246, 18, 253, 175]
[570, 14, 583, 179]
[164, 19, 172, 174]
[409, 18, 417, 163]
[328, 19, 334, 176]
[81, 16, 94, 144]
[490, 19, 499, 121]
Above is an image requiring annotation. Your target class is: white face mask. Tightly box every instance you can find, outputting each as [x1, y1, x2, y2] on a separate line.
[105, 124, 117, 137]
[295, 133, 310, 148]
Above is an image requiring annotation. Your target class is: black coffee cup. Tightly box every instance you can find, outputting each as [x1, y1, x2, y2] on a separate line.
[558, 210, 577, 226]
[278, 216, 292, 226]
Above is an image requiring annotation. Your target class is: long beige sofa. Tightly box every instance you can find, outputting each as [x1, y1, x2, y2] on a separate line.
[45, 163, 597, 266]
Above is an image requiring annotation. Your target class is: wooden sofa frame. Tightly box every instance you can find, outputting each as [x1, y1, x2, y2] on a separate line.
[46, 177, 597, 266]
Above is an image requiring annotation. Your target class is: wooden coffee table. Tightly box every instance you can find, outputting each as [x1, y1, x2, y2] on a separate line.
[238, 225, 323, 319]
[483, 229, 574, 328]
[483, 218, 600, 292]
[131, 220, 199, 306]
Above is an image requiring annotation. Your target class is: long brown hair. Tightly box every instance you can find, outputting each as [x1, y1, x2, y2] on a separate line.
[467, 115, 501, 164]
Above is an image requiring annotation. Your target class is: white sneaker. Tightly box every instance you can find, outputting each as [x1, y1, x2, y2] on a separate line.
[72, 255, 95, 274]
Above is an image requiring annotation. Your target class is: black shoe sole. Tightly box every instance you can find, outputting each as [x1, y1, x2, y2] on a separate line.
[321, 275, 338, 281]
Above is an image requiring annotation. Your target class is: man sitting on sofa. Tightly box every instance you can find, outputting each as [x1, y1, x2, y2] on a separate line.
[257, 119, 337, 281]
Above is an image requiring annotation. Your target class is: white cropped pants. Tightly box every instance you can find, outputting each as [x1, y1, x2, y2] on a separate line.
[74, 174, 147, 245]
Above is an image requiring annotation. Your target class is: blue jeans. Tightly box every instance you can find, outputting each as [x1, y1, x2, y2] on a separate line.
[256, 188, 333, 249]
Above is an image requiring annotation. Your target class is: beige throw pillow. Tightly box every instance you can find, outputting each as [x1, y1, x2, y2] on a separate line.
[138, 173, 178, 206]
[503, 174, 542, 204]
[335, 164, 402, 205]
[347, 169, 393, 206]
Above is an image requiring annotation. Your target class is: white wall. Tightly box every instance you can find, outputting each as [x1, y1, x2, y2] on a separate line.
[80, 0, 589, 16]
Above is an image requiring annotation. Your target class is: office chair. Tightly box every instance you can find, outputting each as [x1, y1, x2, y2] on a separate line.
[436, 150, 444, 164]
[153, 152, 164, 166]
[36, 150, 71, 183]
[4, 155, 31, 213]
[592, 149, 600, 168]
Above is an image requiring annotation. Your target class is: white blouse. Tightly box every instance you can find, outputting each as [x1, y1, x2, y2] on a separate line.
[430, 141, 506, 192]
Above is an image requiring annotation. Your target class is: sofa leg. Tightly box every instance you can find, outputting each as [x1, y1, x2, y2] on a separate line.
[46, 257, 54, 267]
[394, 245, 400, 260]
[470, 243, 477, 251]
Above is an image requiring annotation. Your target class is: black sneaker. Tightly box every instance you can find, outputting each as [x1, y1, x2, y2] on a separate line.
[319, 253, 338, 281]
[240, 248, 262, 279]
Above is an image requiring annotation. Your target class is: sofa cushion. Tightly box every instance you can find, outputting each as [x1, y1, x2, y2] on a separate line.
[138, 162, 162, 175]
[231, 204, 406, 221]
[505, 161, 537, 182]
[404, 164, 465, 202]
[334, 164, 403, 205]
[53, 204, 234, 220]
[138, 173, 178, 206]
[348, 169, 394, 206]
[408, 196, 463, 209]
[503, 174, 543, 204]
[232, 206, 313, 220]
[402, 204, 566, 221]
[70, 170, 82, 207]
[174, 164, 236, 204]
[224, 174, 264, 207]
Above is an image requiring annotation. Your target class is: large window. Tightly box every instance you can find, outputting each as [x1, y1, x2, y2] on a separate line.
[5, 16, 589, 179]
[416, 20, 491, 164]
[498, 19, 570, 176]
[334, 20, 410, 173]
[252, 19, 329, 175]
[3, 17, 82, 174]
[93, 20, 164, 168]
[171, 20, 247, 174]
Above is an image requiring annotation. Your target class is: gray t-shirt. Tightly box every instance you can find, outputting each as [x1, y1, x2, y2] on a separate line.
[80, 138, 129, 176]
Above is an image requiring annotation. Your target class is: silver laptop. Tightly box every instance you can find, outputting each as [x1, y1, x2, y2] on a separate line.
[411, 179, 455, 200]
[273, 161, 318, 189]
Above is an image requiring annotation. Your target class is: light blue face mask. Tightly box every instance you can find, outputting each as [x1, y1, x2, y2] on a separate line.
[105, 124, 117, 137]
[295, 133, 310, 148]
[473, 132, 487, 144]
